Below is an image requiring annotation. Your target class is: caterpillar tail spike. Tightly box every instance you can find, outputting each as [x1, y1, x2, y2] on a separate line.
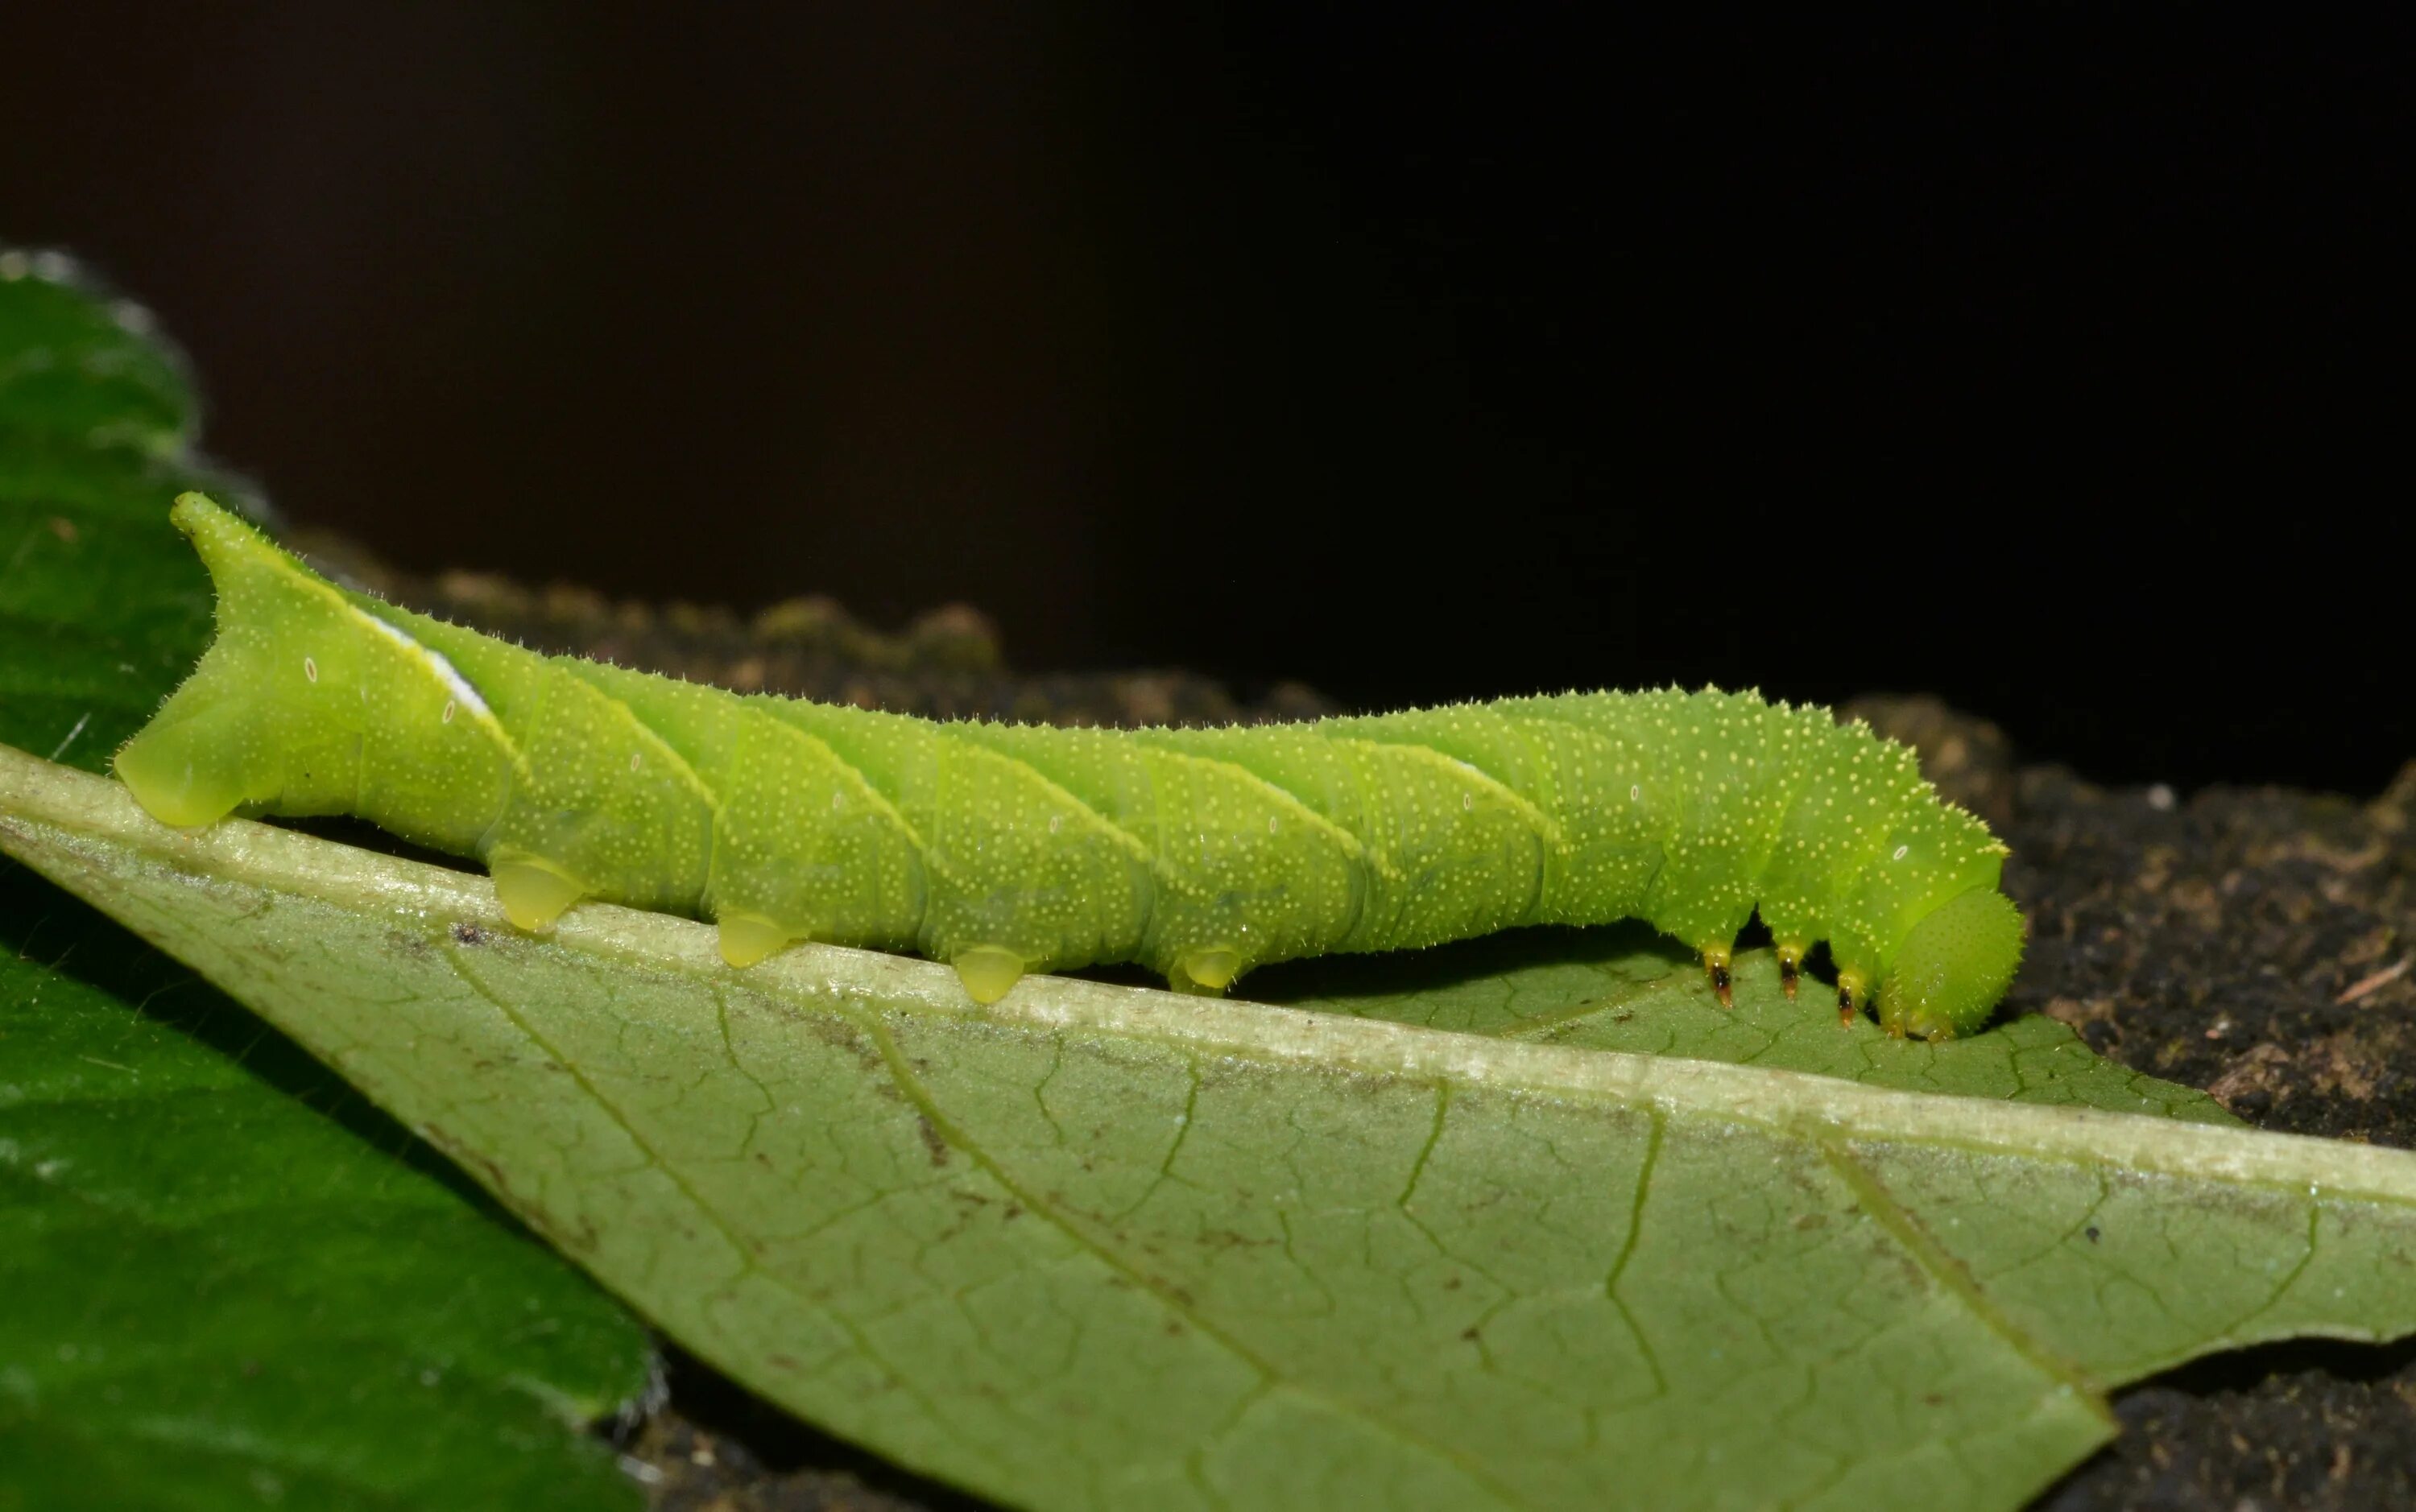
[113, 492, 2031, 1041]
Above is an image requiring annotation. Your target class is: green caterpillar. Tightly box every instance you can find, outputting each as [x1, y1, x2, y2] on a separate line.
[115, 495, 2025, 1038]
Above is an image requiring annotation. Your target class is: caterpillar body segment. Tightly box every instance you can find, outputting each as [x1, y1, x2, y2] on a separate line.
[115, 495, 2025, 1037]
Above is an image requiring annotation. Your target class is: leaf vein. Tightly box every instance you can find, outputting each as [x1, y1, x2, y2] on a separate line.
[857, 1009, 1536, 1510]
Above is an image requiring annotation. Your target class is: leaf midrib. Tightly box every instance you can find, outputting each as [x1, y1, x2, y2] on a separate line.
[9, 744, 2416, 1209]
[439, 930, 1535, 1510]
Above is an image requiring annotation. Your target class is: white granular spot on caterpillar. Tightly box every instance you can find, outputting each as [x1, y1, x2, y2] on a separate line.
[630, 751, 642, 772]
[441, 698, 457, 724]
[1893, 845, 1909, 861]
[303, 655, 318, 684]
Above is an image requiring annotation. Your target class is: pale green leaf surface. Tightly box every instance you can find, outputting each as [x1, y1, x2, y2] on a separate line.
[1245, 927, 2237, 1121]
[0, 254, 654, 1511]
[10, 746, 2416, 1512]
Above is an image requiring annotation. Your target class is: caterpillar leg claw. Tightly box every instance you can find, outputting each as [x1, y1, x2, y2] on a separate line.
[1776, 940, 1806, 999]
[1700, 942, 1734, 1008]
[1837, 968, 1870, 1031]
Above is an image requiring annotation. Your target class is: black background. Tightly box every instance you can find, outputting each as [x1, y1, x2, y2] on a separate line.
[5, 6, 2405, 791]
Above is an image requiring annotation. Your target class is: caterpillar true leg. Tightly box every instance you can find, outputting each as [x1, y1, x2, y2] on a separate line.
[1837, 969, 1870, 1030]
[1775, 940, 1806, 999]
[1699, 941, 1734, 1008]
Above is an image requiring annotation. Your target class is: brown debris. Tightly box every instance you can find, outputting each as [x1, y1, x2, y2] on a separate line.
[2207, 1043, 2295, 1117]
[618, 1403, 954, 1512]
[2339, 955, 2413, 1005]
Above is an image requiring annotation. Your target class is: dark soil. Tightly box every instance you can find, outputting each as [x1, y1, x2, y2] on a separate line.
[329, 542, 2416, 1510]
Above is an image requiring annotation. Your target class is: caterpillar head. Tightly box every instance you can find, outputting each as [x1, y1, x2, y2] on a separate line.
[1875, 886, 2026, 1040]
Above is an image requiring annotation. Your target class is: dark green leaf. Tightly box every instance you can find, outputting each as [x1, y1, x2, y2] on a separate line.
[0, 251, 652, 1511]
[0, 253, 239, 773]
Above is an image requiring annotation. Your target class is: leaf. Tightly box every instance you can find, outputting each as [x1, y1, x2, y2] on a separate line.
[0, 253, 655, 1510]
[0, 870, 652, 1510]
[1247, 927, 2239, 1122]
[0, 249, 193, 452]
[10, 746, 2416, 1512]
[0, 250, 240, 773]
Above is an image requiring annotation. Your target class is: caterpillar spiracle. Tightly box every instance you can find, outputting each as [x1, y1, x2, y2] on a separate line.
[115, 495, 2025, 1038]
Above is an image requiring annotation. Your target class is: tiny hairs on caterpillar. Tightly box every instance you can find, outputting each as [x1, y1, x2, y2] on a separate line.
[115, 495, 2025, 1038]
